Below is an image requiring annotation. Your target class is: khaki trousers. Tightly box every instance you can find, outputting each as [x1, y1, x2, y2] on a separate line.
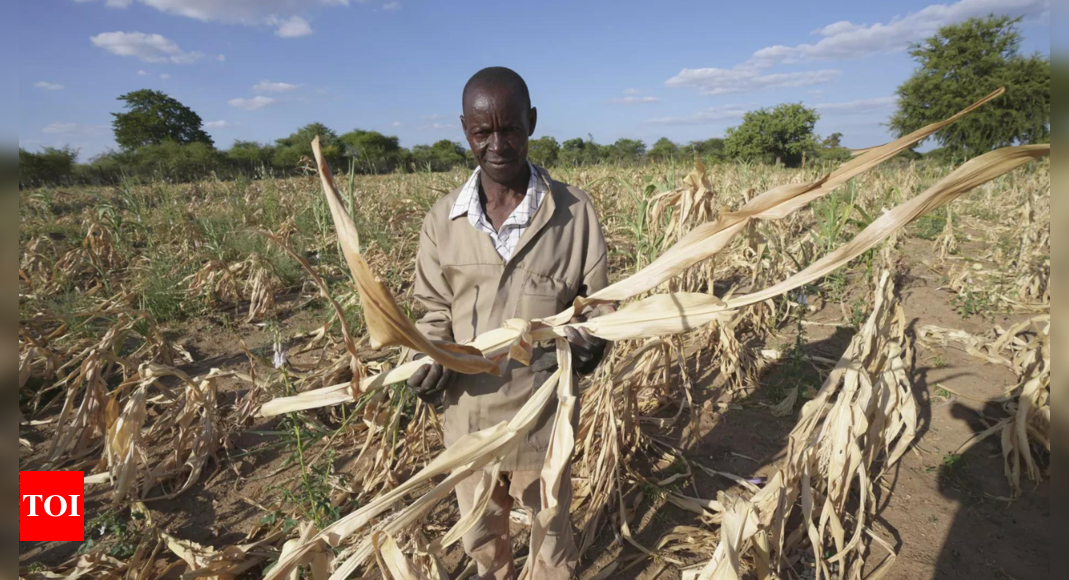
[454, 465, 577, 580]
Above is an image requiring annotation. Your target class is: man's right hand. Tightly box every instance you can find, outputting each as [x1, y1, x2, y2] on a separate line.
[406, 359, 455, 404]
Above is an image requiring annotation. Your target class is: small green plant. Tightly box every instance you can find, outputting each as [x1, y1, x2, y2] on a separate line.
[952, 287, 994, 319]
[81, 508, 144, 559]
[640, 481, 666, 503]
[910, 211, 946, 240]
[848, 296, 868, 329]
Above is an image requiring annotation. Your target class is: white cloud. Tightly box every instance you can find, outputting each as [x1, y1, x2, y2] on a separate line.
[228, 96, 276, 110]
[78, 1, 358, 37]
[750, 0, 1050, 67]
[645, 105, 747, 126]
[137, 69, 148, 75]
[159, 73, 171, 79]
[391, 121, 402, 127]
[666, 1, 1049, 97]
[216, 54, 226, 62]
[268, 15, 312, 38]
[34, 81, 65, 90]
[90, 31, 204, 64]
[43, 122, 107, 135]
[666, 67, 840, 96]
[611, 96, 660, 104]
[382, 2, 401, 10]
[204, 120, 229, 129]
[418, 122, 455, 130]
[622, 88, 640, 95]
[253, 80, 300, 93]
[814, 96, 898, 113]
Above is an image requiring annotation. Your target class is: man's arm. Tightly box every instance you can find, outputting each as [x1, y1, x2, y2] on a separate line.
[567, 201, 611, 375]
[412, 214, 453, 345]
[407, 212, 457, 401]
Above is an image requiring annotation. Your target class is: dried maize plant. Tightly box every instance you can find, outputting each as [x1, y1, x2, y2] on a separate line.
[140, 369, 227, 499]
[1012, 186, 1050, 306]
[919, 315, 1050, 496]
[686, 269, 916, 580]
[648, 160, 720, 293]
[262, 91, 1048, 579]
[245, 252, 281, 322]
[53, 243, 109, 295]
[932, 207, 958, 261]
[83, 220, 123, 272]
[186, 256, 244, 306]
[42, 324, 134, 468]
[19, 235, 60, 293]
[572, 340, 675, 555]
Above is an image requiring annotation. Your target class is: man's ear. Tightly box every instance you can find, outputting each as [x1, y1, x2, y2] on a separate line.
[527, 107, 538, 136]
[460, 115, 467, 134]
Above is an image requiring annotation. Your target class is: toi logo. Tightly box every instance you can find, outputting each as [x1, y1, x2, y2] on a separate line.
[20, 471, 85, 542]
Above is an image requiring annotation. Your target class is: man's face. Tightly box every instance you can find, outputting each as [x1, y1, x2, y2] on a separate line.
[461, 85, 537, 186]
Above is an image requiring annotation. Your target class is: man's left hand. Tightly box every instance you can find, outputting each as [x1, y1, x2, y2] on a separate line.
[563, 304, 615, 374]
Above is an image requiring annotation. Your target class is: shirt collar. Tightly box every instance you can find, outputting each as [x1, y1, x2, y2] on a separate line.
[449, 162, 544, 221]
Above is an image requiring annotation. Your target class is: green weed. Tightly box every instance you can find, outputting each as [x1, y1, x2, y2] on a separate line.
[910, 211, 946, 240]
[952, 287, 994, 319]
[81, 508, 144, 559]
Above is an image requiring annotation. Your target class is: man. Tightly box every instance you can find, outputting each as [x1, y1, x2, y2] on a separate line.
[406, 67, 609, 580]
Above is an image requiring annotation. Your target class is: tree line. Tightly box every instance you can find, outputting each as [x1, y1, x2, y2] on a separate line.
[20, 16, 1047, 188]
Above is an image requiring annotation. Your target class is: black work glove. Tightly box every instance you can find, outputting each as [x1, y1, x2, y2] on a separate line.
[563, 326, 606, 375]
[562, 304, 614, 375]
[406, 356, 455, 404]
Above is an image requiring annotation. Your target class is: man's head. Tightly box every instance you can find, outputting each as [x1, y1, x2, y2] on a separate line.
[461, 67, 538, 186]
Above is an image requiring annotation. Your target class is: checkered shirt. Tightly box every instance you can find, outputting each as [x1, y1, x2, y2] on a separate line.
[449, 162, 545, 262]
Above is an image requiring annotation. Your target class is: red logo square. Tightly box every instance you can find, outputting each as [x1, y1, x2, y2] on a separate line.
[20, 471, 85, 542]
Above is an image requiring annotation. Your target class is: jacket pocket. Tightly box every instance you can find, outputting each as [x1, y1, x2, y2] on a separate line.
[520, 270, 569, 320]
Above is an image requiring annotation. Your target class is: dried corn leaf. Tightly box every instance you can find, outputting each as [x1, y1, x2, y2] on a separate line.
[311, 136, 498, 376]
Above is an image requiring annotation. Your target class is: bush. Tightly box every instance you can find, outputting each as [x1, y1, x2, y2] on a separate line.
[19, 147, 77, 187]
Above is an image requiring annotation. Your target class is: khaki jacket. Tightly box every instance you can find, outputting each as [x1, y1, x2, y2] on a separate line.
[412, 166, 608, 470]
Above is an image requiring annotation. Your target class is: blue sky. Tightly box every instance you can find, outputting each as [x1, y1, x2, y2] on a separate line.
[16, 0, 1050, 162]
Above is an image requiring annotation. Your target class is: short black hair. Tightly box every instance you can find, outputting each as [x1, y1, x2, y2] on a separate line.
[462, 66, 531, 110]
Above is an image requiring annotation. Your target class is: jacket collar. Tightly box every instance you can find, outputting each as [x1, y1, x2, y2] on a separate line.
[507, 164, 557, 264]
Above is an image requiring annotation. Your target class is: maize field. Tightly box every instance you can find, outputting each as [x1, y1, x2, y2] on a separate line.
[19, 93, 1049, 580]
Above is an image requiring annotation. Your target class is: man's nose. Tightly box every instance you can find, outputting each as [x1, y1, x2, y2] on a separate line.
[488, 132, 507, 153]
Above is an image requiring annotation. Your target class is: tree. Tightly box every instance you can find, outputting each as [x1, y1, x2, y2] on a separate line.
[559, 136, 602, 167]
[410, 140, 468, 172]
[340, 129, 403, 174]
[822, 132, 843, 149]
[682, 138, 726, 162]
[227, 140, 276, 173]
[648, 137, 679, 162]
[606, 138, 646, 165]
[528, 136, 560, 167]
[274, 122, 341, 170]
[112, 89, 213, 150]
[889, 16, 1050, 160]
[724, 103, 818, 167]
